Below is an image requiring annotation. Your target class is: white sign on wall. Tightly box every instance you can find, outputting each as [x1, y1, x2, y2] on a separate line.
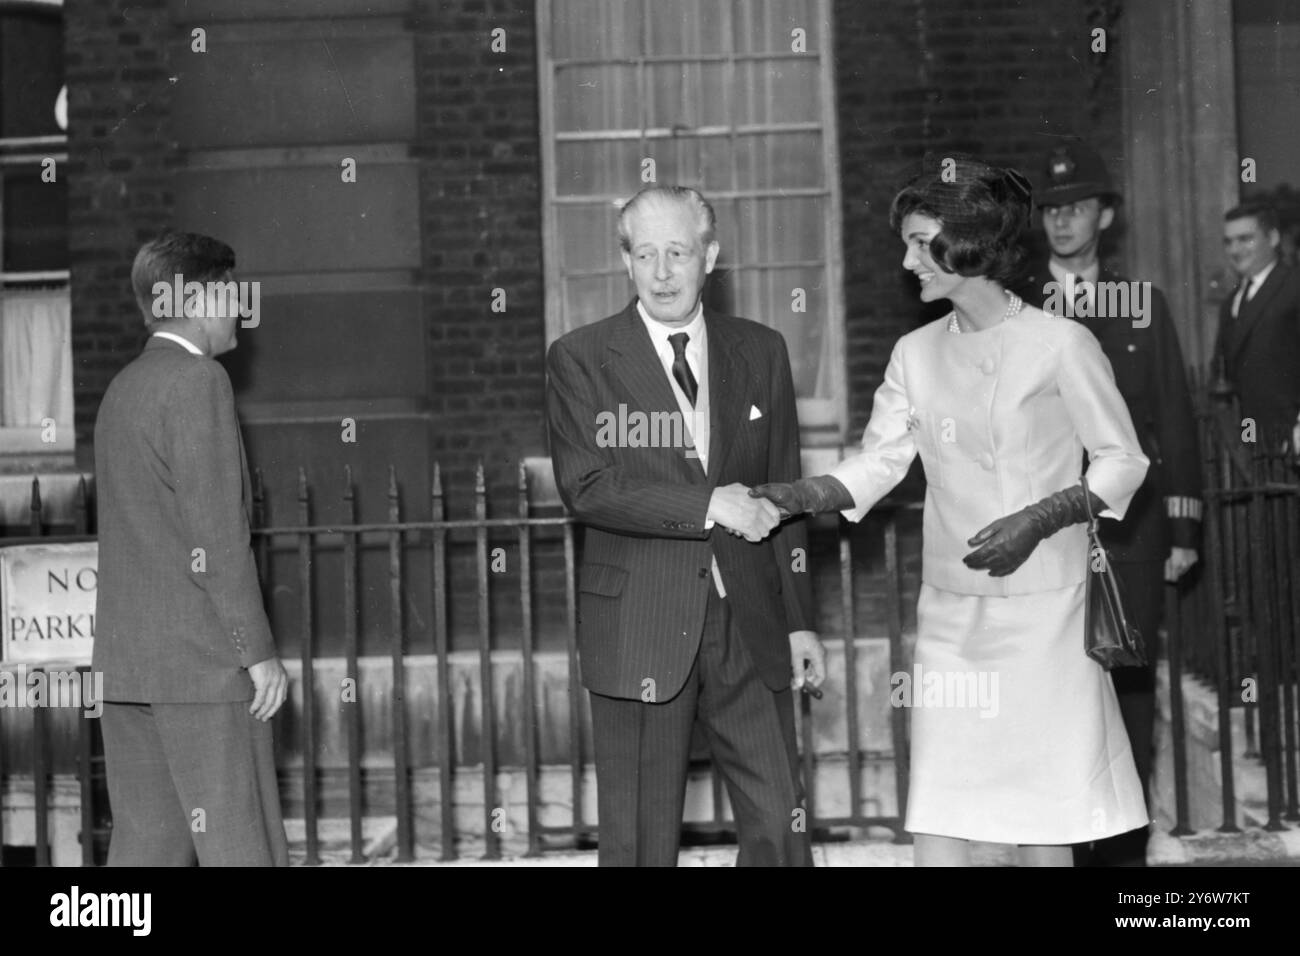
[1, 542, 97, 665]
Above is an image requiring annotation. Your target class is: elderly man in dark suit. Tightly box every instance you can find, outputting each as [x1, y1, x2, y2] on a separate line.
[546, 185, 824, 866]
[1214, 200, 1300, 453]
[93, 231, 288, 866]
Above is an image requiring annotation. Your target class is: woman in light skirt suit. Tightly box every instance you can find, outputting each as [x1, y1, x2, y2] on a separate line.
[753, 155, 1150, 866]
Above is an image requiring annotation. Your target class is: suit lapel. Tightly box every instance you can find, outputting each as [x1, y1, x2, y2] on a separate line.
[705, 313, 749, 484]
[1230, 264, 1289, 363]
[607, 301, 706, 482]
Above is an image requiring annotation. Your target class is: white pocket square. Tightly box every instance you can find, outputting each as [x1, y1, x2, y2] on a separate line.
[749, 405, 763, 421]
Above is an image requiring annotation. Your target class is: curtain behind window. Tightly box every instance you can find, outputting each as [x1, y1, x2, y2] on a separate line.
[1, 289, 73, 430]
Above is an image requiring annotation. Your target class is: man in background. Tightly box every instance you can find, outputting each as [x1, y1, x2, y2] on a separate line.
[1015, 141, 1202, 866]
[94, 231, 288, 866]
[1214, 201, 1300, 454]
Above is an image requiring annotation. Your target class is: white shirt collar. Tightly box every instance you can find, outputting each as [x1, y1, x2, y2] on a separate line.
[1245, 258, 1277, 293]
[151, 330, 205, 355]
[636, 299, 706, 354]
[1048, 258, 1100, 287]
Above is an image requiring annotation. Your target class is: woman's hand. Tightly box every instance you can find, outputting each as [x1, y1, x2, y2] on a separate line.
[750, 476, 855, 517]
[963, 513, 1045, 577]
[964, 484, 1105, 576]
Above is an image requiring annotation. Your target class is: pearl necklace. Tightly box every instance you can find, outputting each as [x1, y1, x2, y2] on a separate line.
[947, 291, 1023, 334]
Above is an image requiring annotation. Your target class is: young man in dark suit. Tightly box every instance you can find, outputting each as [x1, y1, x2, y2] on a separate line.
[93, 231, 289, 866]
[1214, 201, 1300, 453]
[1014, 141, 1202, 866]
[546, 185, 824, 866]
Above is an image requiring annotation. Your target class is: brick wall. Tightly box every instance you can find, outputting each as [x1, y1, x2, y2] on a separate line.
[64, 0, 178, 465]
[414, 0, 547, 511]
[834, 0, 1125, 435]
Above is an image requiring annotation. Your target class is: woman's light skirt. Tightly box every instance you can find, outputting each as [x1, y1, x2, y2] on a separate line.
[903, 581, 1148, 844]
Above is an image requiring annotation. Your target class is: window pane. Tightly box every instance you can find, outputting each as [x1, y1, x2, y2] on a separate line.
[2, 168, 69, 271]
[550, 0, 643, 60]
[735, 132, 824, 189]
[735, 58, 820, 125]
[735, 196, 826, 263]
[734, 0, 821, 54]
[645, 62, 729, 130]
[554, 64, 640, 132]
[556, 203, 621, 273]
[556, 139, 644, 196]
[0, 10, 64, 138]
[645, 0, 727, 55]
[565, 274, 628, 326]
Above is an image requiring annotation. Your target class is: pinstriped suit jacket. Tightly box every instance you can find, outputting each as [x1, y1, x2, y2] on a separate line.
[546, 301, 814, 701]
[93, 336, 276, 703]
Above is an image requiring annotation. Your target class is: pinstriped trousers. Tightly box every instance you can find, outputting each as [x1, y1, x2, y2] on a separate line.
[589, 586, 812, 866]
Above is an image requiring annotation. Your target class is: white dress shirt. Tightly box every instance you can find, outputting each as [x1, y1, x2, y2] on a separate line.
[1048, 259, 1100, 315]
[636, 299, 726, 597]
[1231, 258, 1276, 318]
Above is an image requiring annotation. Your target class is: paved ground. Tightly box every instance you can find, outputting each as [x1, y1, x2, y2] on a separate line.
[287, 825, 1300, 866]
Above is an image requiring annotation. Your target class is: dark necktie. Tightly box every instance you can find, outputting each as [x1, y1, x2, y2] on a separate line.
[668, 332, 698, 407]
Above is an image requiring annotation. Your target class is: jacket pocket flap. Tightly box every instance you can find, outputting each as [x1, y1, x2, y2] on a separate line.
[578, 563, 628, 597]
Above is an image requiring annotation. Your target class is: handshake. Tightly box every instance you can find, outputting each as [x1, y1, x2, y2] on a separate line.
[709, 476, 855, 542]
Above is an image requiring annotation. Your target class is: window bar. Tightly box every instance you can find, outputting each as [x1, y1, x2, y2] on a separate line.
[74, 476, 88, 535]
[885, 512, 910, 840]
[517, 462, 541, 856]
[1269, 443, 1299, 822]
[341, 467, 364, 864]
[77, 664, 95, 864]
[1248, 443, 1284, 829]
[1205, 422, 1240, 832]
[0, 688, 5, 856]
[799, 653, 817, 831]
[1166, 571, 1194, 835]
[387, 466, 414, 861]
[32, 669, 50, 866]
[563, 520, 583, 840]
[475, 462, 500, 859]
[253, 470, 269, 588]
[431, 463, 456, 860]
[297, 468, 320, 865]
[839, 519, 862, 827]
[1286, 457, 1300, 822]
[29, 477, 42, 536]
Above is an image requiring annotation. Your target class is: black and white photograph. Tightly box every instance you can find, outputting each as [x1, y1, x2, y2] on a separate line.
[0, 0, 1296, 935]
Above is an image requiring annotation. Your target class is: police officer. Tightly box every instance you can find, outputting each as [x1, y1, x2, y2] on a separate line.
[1015, 140, 1203, 867]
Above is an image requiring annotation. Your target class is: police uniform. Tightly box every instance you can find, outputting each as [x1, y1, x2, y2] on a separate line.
[1014, 141, 1203, 865]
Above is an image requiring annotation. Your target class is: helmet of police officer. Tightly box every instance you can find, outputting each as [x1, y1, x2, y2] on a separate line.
[1037, 140, 1121, 208]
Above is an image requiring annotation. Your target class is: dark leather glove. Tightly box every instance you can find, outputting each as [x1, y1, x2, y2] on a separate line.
[963, 483, 1108, 577]
[749, 476, 855, 517]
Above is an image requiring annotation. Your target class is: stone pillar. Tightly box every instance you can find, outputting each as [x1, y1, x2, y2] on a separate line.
[1120, 1, 1240, 374]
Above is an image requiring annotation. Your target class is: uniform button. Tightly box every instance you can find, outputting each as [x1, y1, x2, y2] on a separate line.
[979, 453, 995, 471]
[698, 567, 710, 578]
[1126, 343, 1137, 352]
[980, 357, 996, 374]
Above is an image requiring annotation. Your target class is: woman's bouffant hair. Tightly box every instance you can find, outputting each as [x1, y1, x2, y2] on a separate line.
[889, 154, 1033, 286]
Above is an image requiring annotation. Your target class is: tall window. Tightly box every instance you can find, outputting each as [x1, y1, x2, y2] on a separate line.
[538, 0, 845, 444]
[0, 0, 72, 459]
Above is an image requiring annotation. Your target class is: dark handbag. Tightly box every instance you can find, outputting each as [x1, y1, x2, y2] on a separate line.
[1081, 476, 1147, 670]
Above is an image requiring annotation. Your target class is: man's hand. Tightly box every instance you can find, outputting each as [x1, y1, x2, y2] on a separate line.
[789, 630, 826, 693]
[1165, 546, 1198, 583]
[248, 656, 289, 721]
[708, 483, 781, 542]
